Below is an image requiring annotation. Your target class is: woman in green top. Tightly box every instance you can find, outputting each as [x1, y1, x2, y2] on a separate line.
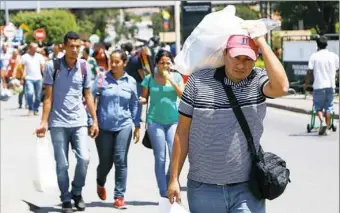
[139, 49, 184, 198]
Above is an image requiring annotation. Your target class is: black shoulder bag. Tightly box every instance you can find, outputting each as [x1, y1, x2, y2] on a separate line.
[222, 83, 291, 200]
[142, 76, 152, 149]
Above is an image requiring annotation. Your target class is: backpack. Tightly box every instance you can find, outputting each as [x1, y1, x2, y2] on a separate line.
[41, 58, 88, 102]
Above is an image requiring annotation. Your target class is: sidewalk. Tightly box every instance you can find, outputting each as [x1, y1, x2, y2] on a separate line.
[266, 94, 339, 119]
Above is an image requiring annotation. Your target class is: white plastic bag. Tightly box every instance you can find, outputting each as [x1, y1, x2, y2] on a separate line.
[173, 5, 280, 75]
[33, 137, 58, 192]
[159, 197, 190, 213]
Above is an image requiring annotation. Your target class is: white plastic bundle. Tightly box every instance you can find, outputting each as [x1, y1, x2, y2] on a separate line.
[174, 5, 280, 75]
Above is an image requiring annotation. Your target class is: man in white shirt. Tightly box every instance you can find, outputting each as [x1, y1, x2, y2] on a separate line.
[305, 36, 339, 135]
[21, 42, 45, 115]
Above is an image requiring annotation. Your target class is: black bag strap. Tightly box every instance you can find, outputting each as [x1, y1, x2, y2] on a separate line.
[52, 58, 61, 83]
[221, 81, 260, 162]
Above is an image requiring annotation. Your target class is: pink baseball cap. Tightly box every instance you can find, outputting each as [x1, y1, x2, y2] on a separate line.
[226, 35, 258, 60]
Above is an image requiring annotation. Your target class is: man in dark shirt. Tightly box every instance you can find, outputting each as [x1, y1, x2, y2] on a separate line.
[123, 42, 144, 122]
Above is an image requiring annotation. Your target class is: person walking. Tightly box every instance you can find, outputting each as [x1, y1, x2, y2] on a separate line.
[35, 31, 99, 213]
[94, 49, 140, 209]
[305, 36, 339, 135]
[21, 42, 45, 115]
[168, 35, 289, 213]
[139, 49, 184, 198]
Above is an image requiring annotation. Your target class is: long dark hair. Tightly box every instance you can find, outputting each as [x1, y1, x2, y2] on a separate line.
[155, 49, 175, 64]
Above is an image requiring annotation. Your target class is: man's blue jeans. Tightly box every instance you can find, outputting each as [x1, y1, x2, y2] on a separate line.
[187, 179, 265, 213]
[25, 79, 42, 112]
[95, 126, 132, 199]
[147, 121, 177, 197]
[50, 127, 90, 203]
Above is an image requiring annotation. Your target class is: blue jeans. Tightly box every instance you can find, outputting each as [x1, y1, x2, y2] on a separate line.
[147, 121, 177, 197]
[313, 87, 334, 113]
[187, 179, 265, 213]
[25, 79, 42, 112]
[95, 126, 132, 198]
[50, 127, 90, 203]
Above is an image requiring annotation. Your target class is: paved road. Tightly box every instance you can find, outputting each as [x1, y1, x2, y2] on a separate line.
[1, 96, 339, 213]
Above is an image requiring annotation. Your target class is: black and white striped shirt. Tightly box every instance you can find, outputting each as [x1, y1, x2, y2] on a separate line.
[179, 66, 269, 184]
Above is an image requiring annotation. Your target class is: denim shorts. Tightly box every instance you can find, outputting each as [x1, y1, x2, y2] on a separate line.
[313, 88, 335, 113]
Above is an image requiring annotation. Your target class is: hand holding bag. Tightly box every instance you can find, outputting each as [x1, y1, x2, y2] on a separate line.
[222, 82, 291, 200]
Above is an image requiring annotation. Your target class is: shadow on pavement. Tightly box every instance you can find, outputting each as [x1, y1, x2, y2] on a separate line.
[289, 132, 320, 137]
[22, 200, 62, 213]
[86, 200, 158, 208]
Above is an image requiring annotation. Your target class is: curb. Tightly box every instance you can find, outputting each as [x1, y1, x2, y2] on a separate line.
[266, 102, 339, 119]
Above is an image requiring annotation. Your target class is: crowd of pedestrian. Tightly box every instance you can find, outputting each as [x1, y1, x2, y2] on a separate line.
[1, 28, 336, 213]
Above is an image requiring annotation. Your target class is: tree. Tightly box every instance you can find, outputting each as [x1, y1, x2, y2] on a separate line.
[151, 12, 162, 36]
[10, 9, 78, 44]
[274, 1, 339, 34]
[215, 5, 260, 20]
[72, 9, 120, 41]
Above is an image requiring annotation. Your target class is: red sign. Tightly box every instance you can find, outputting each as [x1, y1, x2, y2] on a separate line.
[33, 28, 46, 41]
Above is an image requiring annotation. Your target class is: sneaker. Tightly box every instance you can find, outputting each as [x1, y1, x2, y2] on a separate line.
[71, 194, 85, 211]
[97, 185, 107, 200]
[33, 111, 39, 116]
[61, 201, 73, 213]
[113, 197, 128, 210]
[319, 124, 328, 135]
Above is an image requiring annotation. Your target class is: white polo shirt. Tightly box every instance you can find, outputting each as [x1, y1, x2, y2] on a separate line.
[21, 53, 45, 80]
[308, 49, 339, 89]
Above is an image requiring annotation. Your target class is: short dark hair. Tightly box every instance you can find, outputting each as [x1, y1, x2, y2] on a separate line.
[111, 49, 128, 62]
[124, 42, 133, 53]
[316, 36, 328, 49]
[63, 31, 80, 45]
[155, 49, 174, 64]
[83, 47, 90, 55]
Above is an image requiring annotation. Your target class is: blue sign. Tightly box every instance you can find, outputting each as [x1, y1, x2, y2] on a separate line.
[13, 29, 24, 42]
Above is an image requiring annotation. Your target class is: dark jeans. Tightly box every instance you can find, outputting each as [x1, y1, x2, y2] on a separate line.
[95, 126, 132, 199]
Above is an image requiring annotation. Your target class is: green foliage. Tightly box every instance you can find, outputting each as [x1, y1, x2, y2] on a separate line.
[271, 31, 281, 49]
[77, 19, 95, 40]
[336, 22, 339, 33]
[10, 9, 78, 44]
[274, 2, 339, 34]
[214, 5, 259, 20]
[255, 58, 265, 68]
[235, 5, 260, 20]
[72, 9, 119, 41]
[0, 11, 5, 26]
[151, 12, 162, 36]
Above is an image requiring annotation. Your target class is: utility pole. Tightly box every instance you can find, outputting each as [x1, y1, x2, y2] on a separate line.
[175, 0, 181, 55]
[267, 1, 271, 47]
[36, 0, 41, 13]
[5, 0, 9, 25]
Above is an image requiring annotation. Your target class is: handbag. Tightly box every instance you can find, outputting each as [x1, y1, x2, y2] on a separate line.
[142, 77, 152, 149]
[142, 122, 152, 149]
[221, 82, 291, 200]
